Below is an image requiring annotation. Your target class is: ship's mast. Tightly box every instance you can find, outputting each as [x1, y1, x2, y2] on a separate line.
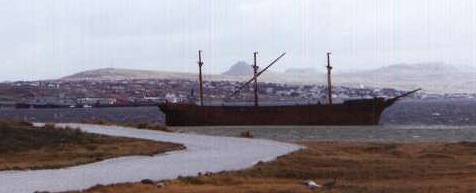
[253, 52, 259, 107]
[198, 50, 204, 106]
[326, 52, 333, 104]
[230, 52, 286, 98]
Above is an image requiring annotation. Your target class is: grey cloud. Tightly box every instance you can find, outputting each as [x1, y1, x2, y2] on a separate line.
[0, 0, 475, 81]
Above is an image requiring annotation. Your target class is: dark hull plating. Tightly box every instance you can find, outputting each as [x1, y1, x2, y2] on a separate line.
[159, 98, 397, 126]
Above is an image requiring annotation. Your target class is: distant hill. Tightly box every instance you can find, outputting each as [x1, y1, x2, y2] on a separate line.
[62, 68, 196, 80]
[368, 62, 461, 75]
[61, 63, 476, 93]
[62, 68, 251, 82]
[222, 61, 252, 76]
[336, 63, 476, 93]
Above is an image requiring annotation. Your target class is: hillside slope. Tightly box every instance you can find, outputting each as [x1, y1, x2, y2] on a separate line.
[61, 63, 476, 93]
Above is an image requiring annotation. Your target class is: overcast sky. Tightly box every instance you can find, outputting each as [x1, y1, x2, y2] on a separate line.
[0, 0, 475, 81]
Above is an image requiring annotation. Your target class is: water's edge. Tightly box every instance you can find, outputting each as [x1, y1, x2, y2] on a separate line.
[0, 123, 302, 193]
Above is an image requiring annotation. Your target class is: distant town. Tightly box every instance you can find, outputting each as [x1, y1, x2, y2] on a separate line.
[0, 77, 473, 109]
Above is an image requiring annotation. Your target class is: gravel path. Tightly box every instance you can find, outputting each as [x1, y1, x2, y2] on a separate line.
[0, 123, 301, 193]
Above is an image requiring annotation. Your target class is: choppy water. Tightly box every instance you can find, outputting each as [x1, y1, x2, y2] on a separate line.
[382, 99, 476, 126]
[1, 99, 476, 142]
[170, 125, 476, 143]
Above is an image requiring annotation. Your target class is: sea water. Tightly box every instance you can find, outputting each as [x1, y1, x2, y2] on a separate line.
[1, 99, 476, 142]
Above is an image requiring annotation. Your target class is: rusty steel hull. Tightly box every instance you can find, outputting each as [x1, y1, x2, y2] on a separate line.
[159, 98, 397, 126]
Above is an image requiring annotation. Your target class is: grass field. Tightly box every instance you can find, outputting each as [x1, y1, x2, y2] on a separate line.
[0, 121, 184, 171]
[76, 142, 476, 193]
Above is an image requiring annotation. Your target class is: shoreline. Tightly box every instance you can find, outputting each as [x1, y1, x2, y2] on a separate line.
[169, 125, 476, 143]
[74, 141, 476, 193]
[0, 123, 301, 193]
[1, 123, 184, 172]
[3, 123, 474, 193]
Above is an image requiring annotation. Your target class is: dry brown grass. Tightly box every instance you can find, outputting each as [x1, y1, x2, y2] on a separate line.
[0, 121, 184, 171]
[76, 142, 476, 193]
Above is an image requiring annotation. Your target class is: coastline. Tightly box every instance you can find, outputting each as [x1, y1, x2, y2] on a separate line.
[0, 122, 183, 171]
[0, 124, 301, 193]
[75, 141, 476, 193]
